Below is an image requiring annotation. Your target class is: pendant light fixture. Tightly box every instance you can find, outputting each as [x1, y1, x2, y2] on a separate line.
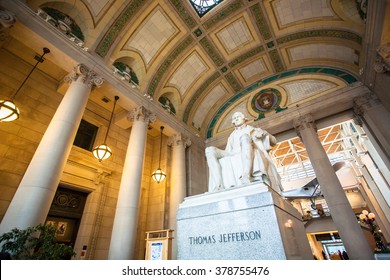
[93, 95, 119, 161]
[0, 47, 50, 122]
[152, 126, 166, 183]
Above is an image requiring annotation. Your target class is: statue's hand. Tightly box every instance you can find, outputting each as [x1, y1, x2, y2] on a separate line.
[253, 128, 265, 139]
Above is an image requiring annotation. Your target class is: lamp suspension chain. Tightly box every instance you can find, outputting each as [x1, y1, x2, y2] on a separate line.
[158, 126, 164, 169]
[11, 47, 50, 100]
[104, 95, 119, 143]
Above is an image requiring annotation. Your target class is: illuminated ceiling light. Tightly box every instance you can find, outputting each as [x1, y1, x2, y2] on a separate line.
[92, 96, 119, 161]
[0, 47, 50, 122]
[152, 126, 166, 183]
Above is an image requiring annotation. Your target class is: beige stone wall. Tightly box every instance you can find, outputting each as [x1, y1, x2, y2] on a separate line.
[0, 48, 61, 221]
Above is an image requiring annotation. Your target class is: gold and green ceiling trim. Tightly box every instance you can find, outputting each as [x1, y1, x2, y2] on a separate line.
[277, 29, 362, 45]
[228, 46, 265, 68]
[205, 67, 358, 138]
[250, 3, 272, 41]
[147, 35, 194, 97]
[95, 0, 147, 57]
[225, 72, 242, 92]
[203, 0, 244, 30]
[169, 0, 197, 29]
[199, 37, 225, 67]
[269, 49, 284, 73]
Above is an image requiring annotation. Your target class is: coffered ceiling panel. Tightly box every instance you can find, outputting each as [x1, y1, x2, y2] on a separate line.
[235, 57, 271, 85]
[125, 8, 178, 66]
[287, 43, 359, 65]
[167, 51, 208, 97]
[207, 12, 263, 61]
[85, 0, 113, 19]
[272, 0, 335, 28]
[214, 16, 255, 56]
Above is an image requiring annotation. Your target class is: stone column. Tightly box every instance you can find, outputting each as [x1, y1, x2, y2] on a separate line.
[0, 64, 103, 235]
[167, 134, 191, 259]
[108, 106, 155, 260]
[293, 114, 374, 260]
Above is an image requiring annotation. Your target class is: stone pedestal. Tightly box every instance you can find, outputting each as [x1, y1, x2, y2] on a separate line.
[177, 183, 312, 260]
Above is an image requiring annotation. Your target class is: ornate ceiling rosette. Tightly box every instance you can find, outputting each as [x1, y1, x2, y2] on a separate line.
[251, 88, 282, 113]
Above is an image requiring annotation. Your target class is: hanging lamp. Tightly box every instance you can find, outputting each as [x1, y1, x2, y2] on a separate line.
[0, 47, 50, 122]
[152, 126, 166, 183]
[92, 96, 119, 161]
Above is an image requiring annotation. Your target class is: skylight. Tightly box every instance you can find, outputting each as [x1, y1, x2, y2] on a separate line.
[189, 0, 224, 17]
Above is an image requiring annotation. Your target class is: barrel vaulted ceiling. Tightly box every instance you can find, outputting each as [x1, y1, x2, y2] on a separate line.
[15, 0, 367, 138]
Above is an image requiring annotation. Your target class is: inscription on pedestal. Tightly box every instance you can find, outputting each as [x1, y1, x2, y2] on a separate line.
[189, 230, 261, 245]
[177, 183, 312, 260]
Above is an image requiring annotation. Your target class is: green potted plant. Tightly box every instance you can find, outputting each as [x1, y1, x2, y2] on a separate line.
[0, 223, 76, 260]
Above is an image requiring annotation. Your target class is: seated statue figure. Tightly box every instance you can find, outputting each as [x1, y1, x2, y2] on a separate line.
[205, 111, 282, 193]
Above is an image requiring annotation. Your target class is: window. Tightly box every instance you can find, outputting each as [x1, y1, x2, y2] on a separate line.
[73, 119, 98, 151]
[189, 0, 224, 17]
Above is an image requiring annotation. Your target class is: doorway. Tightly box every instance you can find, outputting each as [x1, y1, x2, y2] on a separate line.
[45, 186, 88, 248]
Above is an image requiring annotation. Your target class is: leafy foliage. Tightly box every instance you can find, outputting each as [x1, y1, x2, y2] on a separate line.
[0, 224, 76, 260]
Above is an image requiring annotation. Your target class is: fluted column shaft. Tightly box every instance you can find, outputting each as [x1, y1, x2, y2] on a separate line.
[294, 114, 374, 260]
[168, 134, 191, 259]
[0, 64, 102, 235]
[108, 106, 155, 260]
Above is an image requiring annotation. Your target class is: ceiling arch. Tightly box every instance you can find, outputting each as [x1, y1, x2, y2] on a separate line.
[205, 67, 358, 138]
[22, 0, 366, 140]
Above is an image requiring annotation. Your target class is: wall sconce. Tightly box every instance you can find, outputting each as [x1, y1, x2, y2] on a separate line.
[0, 47, 50, 122]
[92, 96, 119, 161]
[152, 126, 166, 183]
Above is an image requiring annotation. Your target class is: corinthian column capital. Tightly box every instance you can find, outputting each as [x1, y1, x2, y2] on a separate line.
[0, 9, 16, 29]
[293, 114, 316, 132]
[168, 133, 191, 148]
[127, 106, 156, 125]
[0, 9, 16, 45]
[293, 114, 317, 139]
[64, 64, 104, 88]
[374, 43, 390, 73]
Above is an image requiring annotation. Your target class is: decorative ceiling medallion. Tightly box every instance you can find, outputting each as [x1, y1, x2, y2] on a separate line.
[189, 0, 224, 17]
[251, 88, 281, 113]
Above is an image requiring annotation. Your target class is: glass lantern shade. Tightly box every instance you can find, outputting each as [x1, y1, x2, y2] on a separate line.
[368, 213, 376, 219]
[0, 100, 20, 122]
[152, 168, 166, 184]
[92, 143, 112, 161]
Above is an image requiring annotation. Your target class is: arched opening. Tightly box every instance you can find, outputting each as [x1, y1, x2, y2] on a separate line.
[39, 7, 84, 41]
[112, 60, 140, 87]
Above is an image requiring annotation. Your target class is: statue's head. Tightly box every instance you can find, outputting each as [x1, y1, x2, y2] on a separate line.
[231, 111, 247, 127]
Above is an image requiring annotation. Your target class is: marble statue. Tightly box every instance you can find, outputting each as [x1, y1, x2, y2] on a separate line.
[205, 111, 282, 193]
